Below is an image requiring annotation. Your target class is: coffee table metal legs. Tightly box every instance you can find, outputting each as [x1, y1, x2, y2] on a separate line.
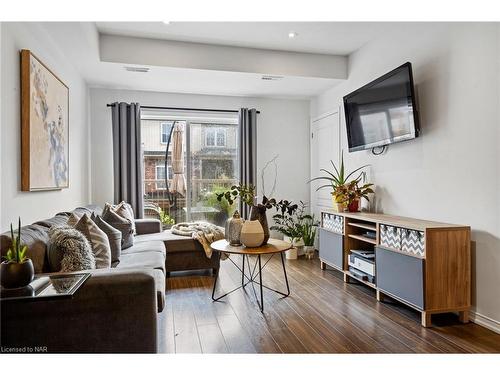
[212, 252, 290, 313]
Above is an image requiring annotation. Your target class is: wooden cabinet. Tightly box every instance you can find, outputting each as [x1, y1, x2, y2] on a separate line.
[319, 229, 343, 271]
[376, 246, 424, 309]
[318, 210, 471, 327]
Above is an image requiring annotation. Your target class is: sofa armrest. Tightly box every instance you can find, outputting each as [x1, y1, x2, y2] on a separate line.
[135, 218, 162, 235]
[1, 270, 158, 353]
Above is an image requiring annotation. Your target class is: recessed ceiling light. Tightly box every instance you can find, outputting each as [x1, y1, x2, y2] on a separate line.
[288, 31, 298, 39]
[162, 21, 170, 25]
[124, 66, 150, 73]
[262, 75, 284, 81]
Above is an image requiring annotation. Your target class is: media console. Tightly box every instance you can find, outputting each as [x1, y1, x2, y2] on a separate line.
[319, 210, 471, 327]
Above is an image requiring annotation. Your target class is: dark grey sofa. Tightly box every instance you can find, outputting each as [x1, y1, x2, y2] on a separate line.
[0, 205, 166, 353]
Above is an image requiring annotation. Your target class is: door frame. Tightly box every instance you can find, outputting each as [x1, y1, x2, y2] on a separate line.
[309, 107, 342, 215]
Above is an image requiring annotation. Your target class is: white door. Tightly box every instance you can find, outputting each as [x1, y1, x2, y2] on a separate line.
[310, 111, 341, 219]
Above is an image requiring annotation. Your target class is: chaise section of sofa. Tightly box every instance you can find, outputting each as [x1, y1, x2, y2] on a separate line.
[134, 230, 220, 275]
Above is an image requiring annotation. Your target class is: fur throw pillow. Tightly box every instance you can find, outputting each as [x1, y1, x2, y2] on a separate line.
[47, 226, 96, 272]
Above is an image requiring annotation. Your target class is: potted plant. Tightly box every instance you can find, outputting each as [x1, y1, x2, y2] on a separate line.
[270, 201, 309, 259]
[309, 151, 370, 212]
[344, 180, 375, 212]
[302, 214, 319, 259]
[0, 219, 34, 289]
[158, 208, 175, 230]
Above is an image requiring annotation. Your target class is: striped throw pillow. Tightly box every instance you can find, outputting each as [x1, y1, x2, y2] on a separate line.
[73, 213, 111, 269]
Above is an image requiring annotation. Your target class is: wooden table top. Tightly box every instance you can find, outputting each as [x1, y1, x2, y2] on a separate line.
[210, 238, 292, 255]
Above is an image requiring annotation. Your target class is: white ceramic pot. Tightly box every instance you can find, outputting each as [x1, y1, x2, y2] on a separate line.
[285, 247, 298, 260]
[240, 220, 264, 248]
[284, 236, 304, 257]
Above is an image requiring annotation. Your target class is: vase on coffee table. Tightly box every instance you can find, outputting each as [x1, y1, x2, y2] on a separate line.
[249, 204, 269, 245]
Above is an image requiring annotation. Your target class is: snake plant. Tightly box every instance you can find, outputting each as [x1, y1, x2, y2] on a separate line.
[3, 218, 28, 263]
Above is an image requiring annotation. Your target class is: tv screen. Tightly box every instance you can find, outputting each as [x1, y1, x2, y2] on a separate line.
[343, 62, 419, 152]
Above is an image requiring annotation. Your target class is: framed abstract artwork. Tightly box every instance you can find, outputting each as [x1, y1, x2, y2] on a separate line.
[21, 49, 69, 191]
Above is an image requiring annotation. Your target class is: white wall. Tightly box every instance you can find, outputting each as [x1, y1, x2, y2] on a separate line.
[0, 23, 90, 231]
[89, 88, 310, 210]
[311, 23, 500, 330]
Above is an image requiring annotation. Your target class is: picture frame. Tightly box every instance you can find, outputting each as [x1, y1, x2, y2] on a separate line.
[21, 49, 69, 191]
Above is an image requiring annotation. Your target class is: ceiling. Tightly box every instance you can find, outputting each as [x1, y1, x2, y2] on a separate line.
[41, 22, 394, 99]
[96, 22, 389, 55]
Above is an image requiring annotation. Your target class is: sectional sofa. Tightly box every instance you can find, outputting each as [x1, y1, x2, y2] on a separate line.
[0, 204, 219, 353]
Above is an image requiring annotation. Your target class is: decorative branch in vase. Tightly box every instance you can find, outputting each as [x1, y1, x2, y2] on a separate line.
[216, 184, 276, 244]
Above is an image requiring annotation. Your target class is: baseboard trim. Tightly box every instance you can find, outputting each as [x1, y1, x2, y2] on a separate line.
[469, 310, 500, 334]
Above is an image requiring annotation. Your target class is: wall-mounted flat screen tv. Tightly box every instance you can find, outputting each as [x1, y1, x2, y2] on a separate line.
[343, 62, 419, 152]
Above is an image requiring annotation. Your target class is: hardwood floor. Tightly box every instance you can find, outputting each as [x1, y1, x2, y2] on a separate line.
[165, 253, 500, 353]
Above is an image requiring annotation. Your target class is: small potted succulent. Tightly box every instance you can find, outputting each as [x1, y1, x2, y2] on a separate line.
[1, 219, 34, 289]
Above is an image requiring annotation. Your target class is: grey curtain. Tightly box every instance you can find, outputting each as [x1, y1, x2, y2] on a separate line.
[239, 108, 257, 219]
[111, 102, 144, 219]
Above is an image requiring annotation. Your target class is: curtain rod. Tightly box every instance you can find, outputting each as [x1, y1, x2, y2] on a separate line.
[106, 104, 260, 114]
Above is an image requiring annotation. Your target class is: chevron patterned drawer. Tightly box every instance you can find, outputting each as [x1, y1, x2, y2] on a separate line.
[380, 224, 402, 250]
[322, 213, 344, 234]
[401, 229, 425, 257]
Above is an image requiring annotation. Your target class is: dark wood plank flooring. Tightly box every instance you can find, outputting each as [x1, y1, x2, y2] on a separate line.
[165, 253, 500, 353]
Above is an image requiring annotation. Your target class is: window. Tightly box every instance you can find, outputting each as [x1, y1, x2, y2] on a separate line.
[160, 122, 172, 144]
[141, 112, 238, 225]
[155, 164, 172, 189]
[205, 128, 226, 147]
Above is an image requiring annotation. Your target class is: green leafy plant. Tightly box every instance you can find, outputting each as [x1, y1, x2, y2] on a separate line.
[215, 183, 280, 209]
[215, 183, 256, 206]
[302, 214, 319, 246]
[3, 218, 28, 263]
[309, 151, 370, 203]
[334, 180, 375, 207]
[204, 185, 237, 216]
[158, 208, 175, 227]
[271, 201, 311, 245]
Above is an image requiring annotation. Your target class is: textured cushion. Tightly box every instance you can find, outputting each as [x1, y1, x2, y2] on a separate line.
[94, 215, 122, 263]
[47, 226, 96, 272]
[67, 212, 83, 227]
[33, 215, 69, 229]
[102, 209, 134, 249]
[121, 240, 165, 258]
[135, 230, 203, 253]
[0, 224, 49, 273]
[114, 202, 136, 234]
[72, 214, 111, 269]
[104, 202, 136, 231]
[115, 251, 165, 274]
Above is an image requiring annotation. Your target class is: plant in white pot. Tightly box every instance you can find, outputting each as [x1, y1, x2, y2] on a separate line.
[271, 201, 311, 259]
[309, 151, 370, 212]
[302, 214, 319, 259]
[0, 219, 34, 289]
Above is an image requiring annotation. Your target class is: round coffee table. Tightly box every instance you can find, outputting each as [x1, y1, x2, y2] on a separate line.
[210, 238, 292, 312]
